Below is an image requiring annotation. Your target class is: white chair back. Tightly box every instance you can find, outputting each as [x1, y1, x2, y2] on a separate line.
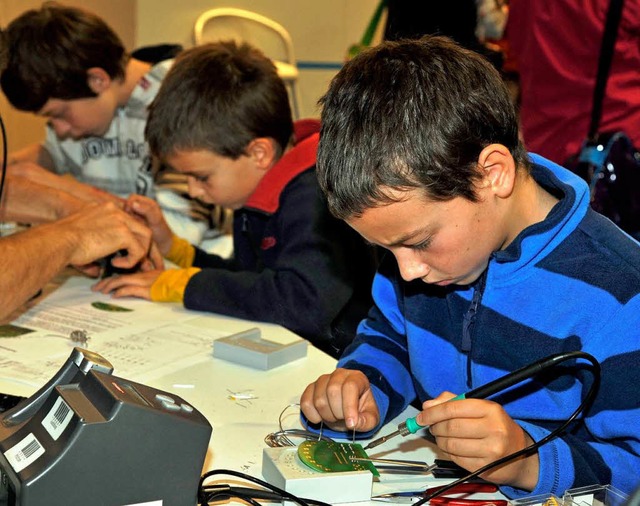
[193, 8, 302, 119]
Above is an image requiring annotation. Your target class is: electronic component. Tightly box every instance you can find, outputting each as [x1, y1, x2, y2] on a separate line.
[99, 250, 139, 279]
[262, 446, 373, 504]
[297, 440, 379, 477]
[0, 348, 212, 506]
[68, 329, 90, 346]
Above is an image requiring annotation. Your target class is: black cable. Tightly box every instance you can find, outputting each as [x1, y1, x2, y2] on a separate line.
[198, 468, 332, 506]
[0, 112, 7, 231]
[412, 351, 601, 506]
[200, 483, 294, 503]
[223, 491, 262, 506]
[199, 353, 599, 505]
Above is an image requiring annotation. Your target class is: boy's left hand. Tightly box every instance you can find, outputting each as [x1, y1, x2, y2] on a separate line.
[417, 392, 539, 491]
[91, 270, 163, 300]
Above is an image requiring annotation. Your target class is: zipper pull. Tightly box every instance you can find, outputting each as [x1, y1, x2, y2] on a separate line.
[462, 288, 481, 352]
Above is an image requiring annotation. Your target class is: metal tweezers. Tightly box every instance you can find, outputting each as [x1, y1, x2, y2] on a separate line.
[350, 457, 471, 478]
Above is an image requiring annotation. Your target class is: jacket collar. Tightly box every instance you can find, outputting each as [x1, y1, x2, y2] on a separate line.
[244, 119, 320, 214]
[490, 154, 589, 281]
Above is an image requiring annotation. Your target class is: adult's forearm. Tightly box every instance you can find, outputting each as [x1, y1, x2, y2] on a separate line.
[0, 223, 75, 321]
[8, 161, 122, 207]
[0, 174, 85, 223]
[5, 143, 52, 169]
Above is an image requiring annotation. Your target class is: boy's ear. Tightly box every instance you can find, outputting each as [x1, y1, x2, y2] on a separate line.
[86, 67, 111, 94]
[246, 138, 277, 171]
[478, 144, 516, 198]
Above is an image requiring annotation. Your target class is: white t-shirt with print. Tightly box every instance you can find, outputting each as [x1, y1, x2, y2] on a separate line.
[43, 60, 210, 244]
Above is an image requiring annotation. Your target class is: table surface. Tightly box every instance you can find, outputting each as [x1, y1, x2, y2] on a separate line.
[0, 272, 498, 505]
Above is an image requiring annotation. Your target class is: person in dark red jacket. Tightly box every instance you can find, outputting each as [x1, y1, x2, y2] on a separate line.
[92, 41, 376, 358]
[507, 0, 640, 165]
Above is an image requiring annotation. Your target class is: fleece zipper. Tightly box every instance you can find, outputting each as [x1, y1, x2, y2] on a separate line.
[461, 269, 488, 388]
[240, 213, 264, 270]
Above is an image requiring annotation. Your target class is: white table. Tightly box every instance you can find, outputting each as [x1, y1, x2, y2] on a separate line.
[0, 273, 477, 505]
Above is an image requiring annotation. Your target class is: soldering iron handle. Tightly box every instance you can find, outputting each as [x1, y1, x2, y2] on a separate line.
[377, 351, 597, 443]
[461, 351, 592, 400]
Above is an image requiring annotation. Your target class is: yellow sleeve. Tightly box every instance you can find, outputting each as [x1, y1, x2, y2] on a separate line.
[150, 267, 201, 303]
[166, 235, 196, 268]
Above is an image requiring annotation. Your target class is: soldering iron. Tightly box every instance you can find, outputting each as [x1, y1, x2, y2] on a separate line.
[364, 351, 600, 450]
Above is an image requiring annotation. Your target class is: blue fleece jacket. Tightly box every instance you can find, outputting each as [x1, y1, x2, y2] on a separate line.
[336, 155, 640, 496]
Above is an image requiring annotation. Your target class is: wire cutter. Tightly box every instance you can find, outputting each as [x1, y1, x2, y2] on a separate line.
[372, 482, 509, 505]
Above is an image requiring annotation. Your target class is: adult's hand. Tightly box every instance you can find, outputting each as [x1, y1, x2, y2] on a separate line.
[61, 202, 157, 269]
[0, 202, 156, 322]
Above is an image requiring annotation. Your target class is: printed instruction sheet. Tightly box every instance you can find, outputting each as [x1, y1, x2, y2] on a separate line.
[0, 275, 230, 394]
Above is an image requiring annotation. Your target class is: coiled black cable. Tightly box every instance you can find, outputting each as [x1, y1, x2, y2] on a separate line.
[198, 468, 333, 506]
[414, 351, 602, 506]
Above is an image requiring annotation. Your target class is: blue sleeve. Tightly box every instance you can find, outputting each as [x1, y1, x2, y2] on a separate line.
[504, 298, 640, 498]
[300, 258, 417, 439]
[338, 257, 417, 427]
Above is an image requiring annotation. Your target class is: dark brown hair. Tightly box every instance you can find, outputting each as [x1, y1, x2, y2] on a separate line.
[317, 36, 530, 220]
[146, 41, 293, 161]
[0, 2, 127, 112]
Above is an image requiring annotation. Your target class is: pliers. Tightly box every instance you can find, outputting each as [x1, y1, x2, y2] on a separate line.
[372, 482, 509, 505]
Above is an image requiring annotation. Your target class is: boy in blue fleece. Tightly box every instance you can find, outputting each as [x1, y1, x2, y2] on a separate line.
[300, 36, 640, 496]
[93, 41, 375, 358]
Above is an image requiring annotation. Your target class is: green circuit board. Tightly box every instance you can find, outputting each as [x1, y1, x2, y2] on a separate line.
[297, 440, 379, 476]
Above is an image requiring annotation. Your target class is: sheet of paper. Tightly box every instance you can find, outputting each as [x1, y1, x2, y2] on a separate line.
[0, 276, 244, 395]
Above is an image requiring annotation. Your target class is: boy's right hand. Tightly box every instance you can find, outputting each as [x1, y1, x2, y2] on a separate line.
[125, 194, 174, 256]
[300, 368, 380, 432]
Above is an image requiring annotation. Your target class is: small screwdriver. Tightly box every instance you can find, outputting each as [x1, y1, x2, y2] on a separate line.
[363, 352, 578, 451]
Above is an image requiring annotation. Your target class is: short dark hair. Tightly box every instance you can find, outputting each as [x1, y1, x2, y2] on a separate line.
[0, 2, 127, 112]
[317, 36, 529, 220]
[146, 41, 293, 161]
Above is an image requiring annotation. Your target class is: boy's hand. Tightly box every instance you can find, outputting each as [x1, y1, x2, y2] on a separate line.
[75, 241, 163, 279]
[125, 195, 174, 255]
[300, 368, 380, 432]
[91, 270, 163, 300]
[417, 392, 539, 490]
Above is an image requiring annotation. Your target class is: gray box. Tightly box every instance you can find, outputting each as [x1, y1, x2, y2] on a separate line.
[213, 328, 307, 370]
